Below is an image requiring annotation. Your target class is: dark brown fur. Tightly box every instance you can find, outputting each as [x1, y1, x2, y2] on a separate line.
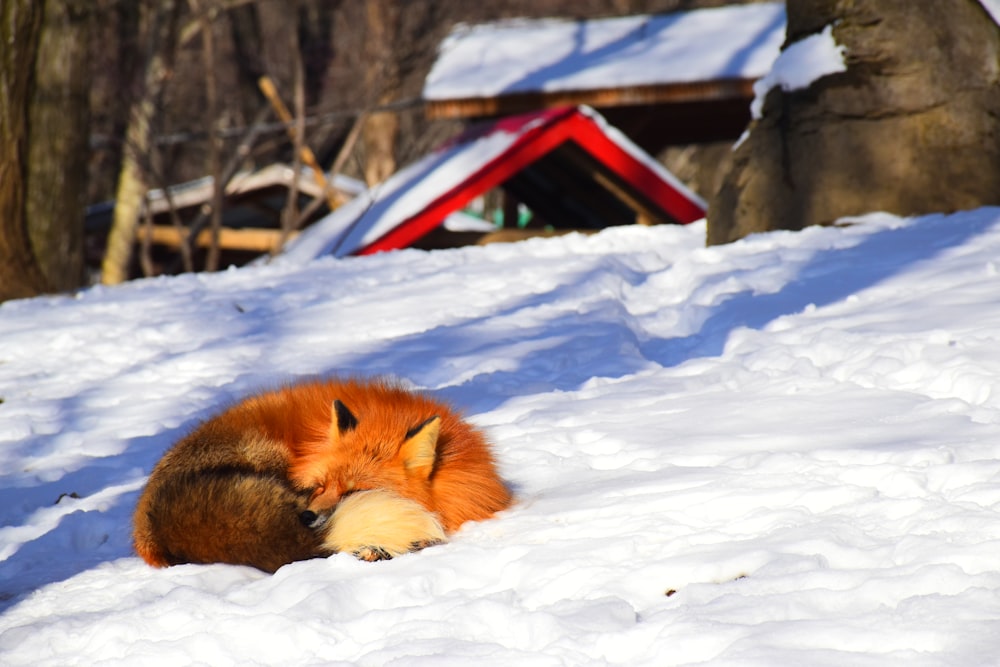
[137, 467, 326, 572]
[133, 423, 325, 572]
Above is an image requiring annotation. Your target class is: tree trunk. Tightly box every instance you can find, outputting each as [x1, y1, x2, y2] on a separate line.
[708, 0, 1000, 245]
[361, 0, 398, 186]
[280, 8, 305, 243]
[256, 0, 300, 95]
[27, 0, 92, 292]
[101, 0, 181, 285]
[0, 1, 51, 302]
[362, 110, 399, 187]
[189, 0, 225, 272]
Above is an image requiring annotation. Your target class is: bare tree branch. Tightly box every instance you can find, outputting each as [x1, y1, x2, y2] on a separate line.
[101, 0, 182, 285]
[167, 103, 272, 272]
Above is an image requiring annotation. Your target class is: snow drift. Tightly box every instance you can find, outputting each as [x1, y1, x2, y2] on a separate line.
[3, 209, 1000, 664]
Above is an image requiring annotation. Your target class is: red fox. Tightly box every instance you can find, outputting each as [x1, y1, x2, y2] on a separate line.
[285, 378, 513, 533]
[133, 378, 510, 572]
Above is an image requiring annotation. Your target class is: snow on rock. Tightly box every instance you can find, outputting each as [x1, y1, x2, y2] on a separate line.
[750, 23, 847, 120]
[979, 0, 1000, 25]
[4, 208, 1000, 664]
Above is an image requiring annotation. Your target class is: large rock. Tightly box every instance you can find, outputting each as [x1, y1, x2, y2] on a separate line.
[708, 0, 1000, 245]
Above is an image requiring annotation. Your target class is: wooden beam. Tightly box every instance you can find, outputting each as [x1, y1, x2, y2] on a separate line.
[258, 76, 344, 210]
[136, 224, 298, 253]
[424, 79, 756, 120]
[590, 169, 667, 226]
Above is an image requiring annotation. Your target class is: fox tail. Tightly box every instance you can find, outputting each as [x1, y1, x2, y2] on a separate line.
[323, 489, 446, 561]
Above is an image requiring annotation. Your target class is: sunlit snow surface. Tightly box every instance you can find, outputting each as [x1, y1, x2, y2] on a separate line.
[4, 210, 1000, 664]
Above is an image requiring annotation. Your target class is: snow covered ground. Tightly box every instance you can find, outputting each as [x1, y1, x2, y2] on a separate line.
[3, 207, 1000, 664]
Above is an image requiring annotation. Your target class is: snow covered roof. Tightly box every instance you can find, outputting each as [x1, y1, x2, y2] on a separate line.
[979, 0, 1000, 24]
[278, 106, 706, 263]
[140, 165, 364, 216]
[424, 2, 786, 120]
[85, 164, 365, 232]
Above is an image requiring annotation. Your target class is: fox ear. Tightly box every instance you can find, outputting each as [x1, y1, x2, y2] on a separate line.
[329, 400, 359, 446]
[400, 416, 440, 480]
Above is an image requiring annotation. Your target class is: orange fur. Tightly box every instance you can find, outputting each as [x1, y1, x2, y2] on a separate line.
[133, 377, 511, 571]
[284, 378, 513, 534]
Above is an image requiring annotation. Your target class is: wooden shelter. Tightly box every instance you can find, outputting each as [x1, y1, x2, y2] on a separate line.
[84, 164, 364, 275]
[422, 2, 786, 152]
[279, 106, 706, 263]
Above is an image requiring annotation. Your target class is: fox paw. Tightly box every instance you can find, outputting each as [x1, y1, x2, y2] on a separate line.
[409, 539, 444, 551]
[353, 546, 394, 562]
[352, 539, 444, 562]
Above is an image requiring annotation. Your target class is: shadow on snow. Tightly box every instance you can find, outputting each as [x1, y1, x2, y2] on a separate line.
[1, 209, 996, 613]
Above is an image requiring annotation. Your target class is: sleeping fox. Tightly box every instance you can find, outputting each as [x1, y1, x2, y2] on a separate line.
[133, 377, 511, 572]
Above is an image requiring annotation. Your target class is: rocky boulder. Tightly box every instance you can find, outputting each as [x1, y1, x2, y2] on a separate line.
[708, 0, 1000, 245]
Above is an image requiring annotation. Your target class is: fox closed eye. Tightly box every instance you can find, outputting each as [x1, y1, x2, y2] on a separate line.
[308, 482, 367, 506]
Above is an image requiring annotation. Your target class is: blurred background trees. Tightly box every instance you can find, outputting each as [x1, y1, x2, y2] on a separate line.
[7, 0, 741, 302]
[1, 0, 48, 302]
[1, 0, 92, 300]
[53, 1, 995, 303]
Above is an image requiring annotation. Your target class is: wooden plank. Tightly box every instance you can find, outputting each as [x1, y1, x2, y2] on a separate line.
[424, 79, 756, 120]
[136, 224, 298, 253]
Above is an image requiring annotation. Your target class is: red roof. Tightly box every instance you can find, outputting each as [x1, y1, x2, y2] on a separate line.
[281, 106, 706, 262]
